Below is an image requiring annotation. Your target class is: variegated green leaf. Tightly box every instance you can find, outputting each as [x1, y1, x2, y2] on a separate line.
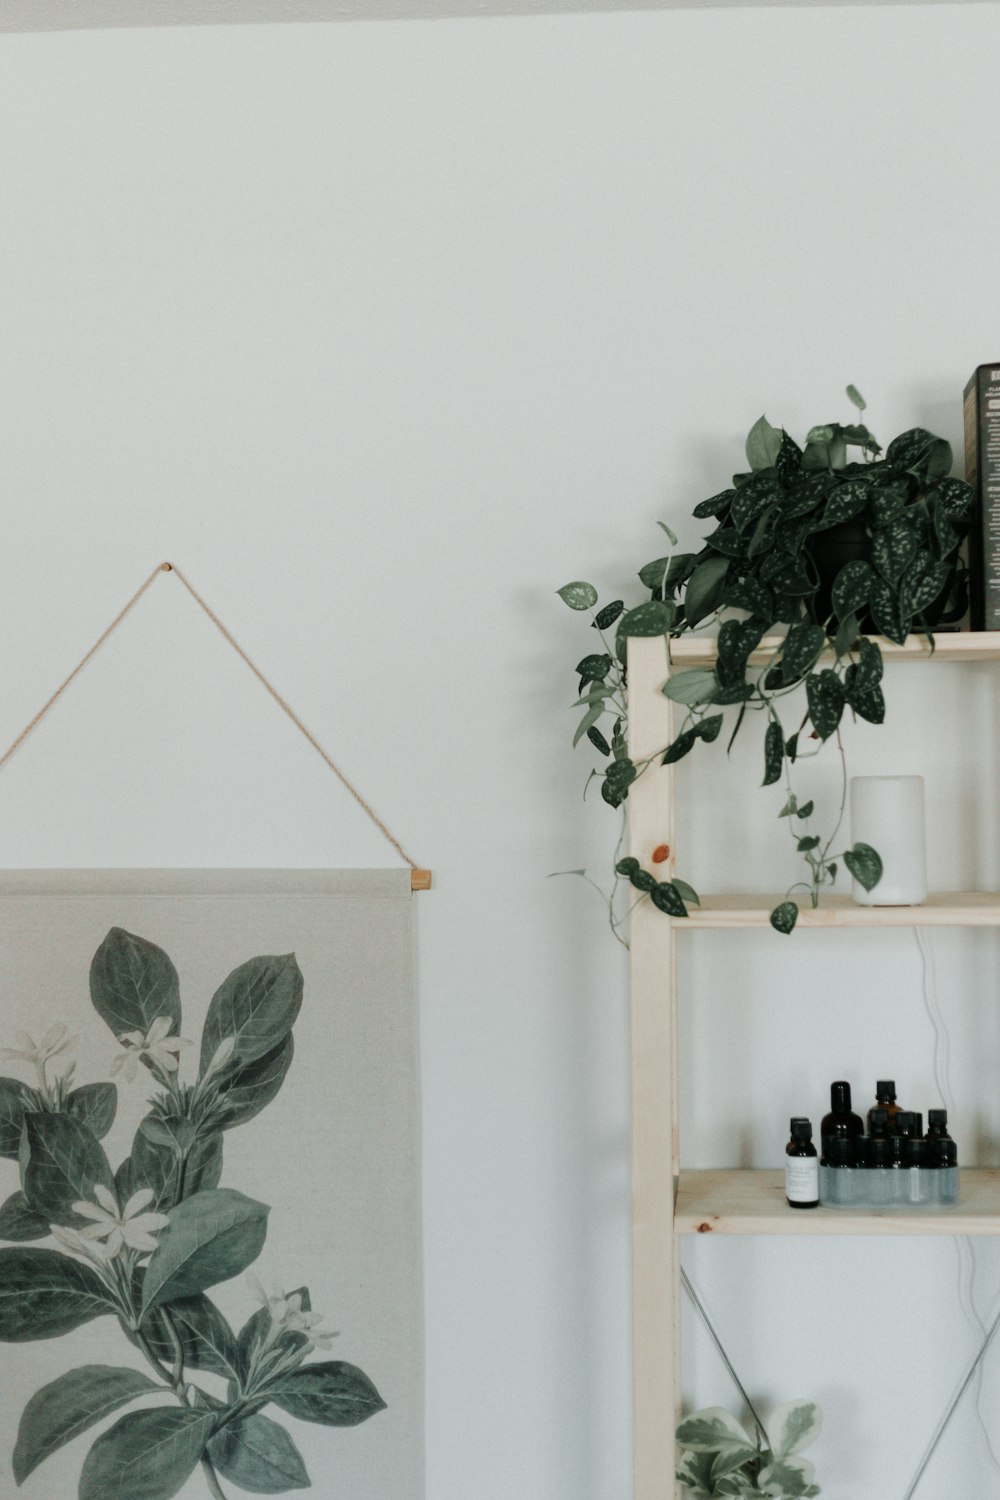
[676, 1407, 753, 1454]
[770, 1399, 822, 1459]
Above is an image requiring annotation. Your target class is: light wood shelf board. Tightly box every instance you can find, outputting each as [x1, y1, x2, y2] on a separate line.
[676, 1169, 1000, 1236]
[668, 630, 1000, 669]
[672, 891, 1000, 929]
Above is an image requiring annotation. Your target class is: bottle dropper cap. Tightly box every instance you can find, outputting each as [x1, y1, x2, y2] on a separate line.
[825, 1137, 857, 1167]
[830, 1081, 852, 1110]
[928, 1137, 957, 1168]
[876, 1079, 897, 1100]
[896, 1111, 915, 1137]
[790, 1118, 812, 1140]
[869, 1108, 889, 1137]
[928, 1108, 948, 1127]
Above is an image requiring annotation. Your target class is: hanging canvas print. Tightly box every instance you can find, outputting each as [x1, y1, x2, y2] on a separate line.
[0, 869, 422, 1500]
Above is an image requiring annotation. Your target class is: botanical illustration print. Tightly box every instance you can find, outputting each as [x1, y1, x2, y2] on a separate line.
[0, 927, 386, 1499]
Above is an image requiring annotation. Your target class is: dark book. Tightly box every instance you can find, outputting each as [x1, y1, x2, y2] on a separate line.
[964, 363, 1000, 629]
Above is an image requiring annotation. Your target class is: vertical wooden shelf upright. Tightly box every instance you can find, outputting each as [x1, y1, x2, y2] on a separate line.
[626, 630, 1000, 1500]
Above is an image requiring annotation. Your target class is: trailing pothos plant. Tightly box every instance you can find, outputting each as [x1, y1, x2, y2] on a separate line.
[675, 1400, 822, 1498]
[560, 388, 974, 933]
[0, 927, 385, 1500]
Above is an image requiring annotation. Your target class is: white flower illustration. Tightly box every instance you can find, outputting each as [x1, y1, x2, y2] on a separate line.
[50, 1224, 115, 1265]
[71, 1184, 170, 1257]
[1, 1023, 78, 1066]
[251, 1276, 338, 1351]
[111, 1016, 191, 1083]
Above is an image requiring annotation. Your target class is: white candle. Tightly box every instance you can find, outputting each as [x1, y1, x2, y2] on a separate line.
[850, 775, 927, 906]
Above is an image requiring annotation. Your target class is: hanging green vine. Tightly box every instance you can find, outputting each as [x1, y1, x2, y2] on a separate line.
[559, 388, 974, 934]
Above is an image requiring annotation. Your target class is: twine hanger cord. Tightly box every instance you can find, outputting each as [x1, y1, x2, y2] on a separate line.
[0, 560, 423, 877]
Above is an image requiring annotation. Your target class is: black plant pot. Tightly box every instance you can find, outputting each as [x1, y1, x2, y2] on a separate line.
[807, 516, 873, 629]
[806, 515, 969, 633]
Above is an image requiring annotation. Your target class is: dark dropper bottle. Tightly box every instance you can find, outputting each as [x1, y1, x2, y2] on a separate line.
[786, 1118, 819, 1209]
[869, 1080, 903, 1133]
[821, 1081, 865, 1149]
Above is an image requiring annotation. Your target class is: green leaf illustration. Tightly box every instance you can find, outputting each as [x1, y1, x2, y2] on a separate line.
[213, 1035, 295, 1131]
[78, 1407, 215, 1500]
[89, 927, 181, 1041]
[141, 1188, 270, 1314]
[235, 1288, 310, 1382]
[136, 1295, 242, 1384]
[0, 1077, 38, 1160]
[200, 954, 303, 1073]
[13, 1364, 159, 1483]
[844, 842, 883, 893]
[264, 1360, 387, 1427]
[20, 1112, 115, 1225]
[0, 1247, 114, 1340]
[117, 1120, 223, 1213]
[556, 581, 598, 611]
[0, 1190, 50, 1242]
[208, 1411, 311, 1493]
[65, 1083, 118, 1140]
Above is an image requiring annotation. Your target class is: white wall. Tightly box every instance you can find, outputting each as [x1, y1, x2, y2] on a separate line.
[1, 7, 999, 1497]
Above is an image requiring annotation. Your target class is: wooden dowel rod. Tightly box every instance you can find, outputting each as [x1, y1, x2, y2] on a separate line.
[410, 869, 433, 891]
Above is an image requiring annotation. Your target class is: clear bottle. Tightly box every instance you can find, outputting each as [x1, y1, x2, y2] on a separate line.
[786, 1118, 819, 1209]
[869, 1080, 904, 1134]
[821, 1081, 865, 1150]
[820, 1135, 858, 1207]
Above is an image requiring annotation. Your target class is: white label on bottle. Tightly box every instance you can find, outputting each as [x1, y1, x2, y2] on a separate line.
[786, 1156, 819, 1203]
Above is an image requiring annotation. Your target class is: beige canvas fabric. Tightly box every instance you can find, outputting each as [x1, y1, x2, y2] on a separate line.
[0, 869, 422, 1500]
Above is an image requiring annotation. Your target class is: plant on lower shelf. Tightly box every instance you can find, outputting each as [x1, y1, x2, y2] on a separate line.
[676, 1400, 822, 1498]
[559, 387, 974, 934]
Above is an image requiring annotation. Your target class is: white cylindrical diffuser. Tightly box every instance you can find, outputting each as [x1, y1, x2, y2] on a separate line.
[850, 775, 927, 906]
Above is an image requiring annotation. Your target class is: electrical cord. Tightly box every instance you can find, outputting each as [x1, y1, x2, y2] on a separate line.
[903, 927, 1000, 1496]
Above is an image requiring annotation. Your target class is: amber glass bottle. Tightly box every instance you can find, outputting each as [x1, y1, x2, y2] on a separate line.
[868, 1080, 904, 1133]
[785, 1118, 818, 1209]
[821, 1081, 864, 1148]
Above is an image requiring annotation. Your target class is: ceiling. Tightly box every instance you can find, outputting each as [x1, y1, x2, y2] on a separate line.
[0, 0, 986, 27]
